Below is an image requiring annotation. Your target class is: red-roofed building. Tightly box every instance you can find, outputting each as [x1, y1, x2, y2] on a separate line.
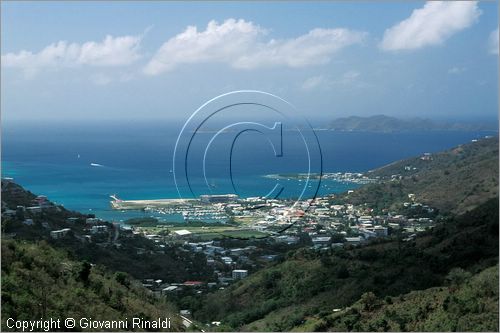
[183, 281, 203, 287]
[295, 210, 305, 217]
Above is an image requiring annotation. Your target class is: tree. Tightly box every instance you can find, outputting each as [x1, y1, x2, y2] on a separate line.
[446, 268, 471, 291]
[78, 261, 92, 283]
[115, 271, 130, 288]
[360, 292, 378, 312]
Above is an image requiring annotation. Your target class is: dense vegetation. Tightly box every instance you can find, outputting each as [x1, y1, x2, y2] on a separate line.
[298, 265, 499, 332]
[1, 239, 182, 331]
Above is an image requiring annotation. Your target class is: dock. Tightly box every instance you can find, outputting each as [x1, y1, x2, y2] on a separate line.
[110, 195, 197, 210]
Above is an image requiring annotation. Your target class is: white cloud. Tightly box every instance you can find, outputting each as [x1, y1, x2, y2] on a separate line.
[448, 66, 466, 74]
[489, 28, 499, 55]
[380, 1, 481, 51]
[144, 18, 366, 75]
[2, 34, 142, 76]
[301, 75, 327, 91]
[301, 71, 363, 91]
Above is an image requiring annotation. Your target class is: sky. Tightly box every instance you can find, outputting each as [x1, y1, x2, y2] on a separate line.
[1, 1, 498, 125]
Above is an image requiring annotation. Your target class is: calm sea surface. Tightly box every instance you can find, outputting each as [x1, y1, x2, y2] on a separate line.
[2, 121, 495, 222]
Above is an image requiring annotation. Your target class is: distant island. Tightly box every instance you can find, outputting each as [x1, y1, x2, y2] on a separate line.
[328, 115, 497, 132]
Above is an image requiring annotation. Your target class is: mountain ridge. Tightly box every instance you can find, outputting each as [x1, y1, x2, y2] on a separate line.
[328, 115, 497, 132]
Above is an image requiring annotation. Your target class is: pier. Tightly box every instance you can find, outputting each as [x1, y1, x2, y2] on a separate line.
[110, 196, 197, 210]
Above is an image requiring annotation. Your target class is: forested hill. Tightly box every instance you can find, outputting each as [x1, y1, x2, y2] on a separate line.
[344, 136, 498, 214]
[1, 239, 183, 331]
[298, 264, 499, 332]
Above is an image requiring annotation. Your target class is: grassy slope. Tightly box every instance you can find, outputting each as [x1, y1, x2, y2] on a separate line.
[344, 137, 498, 214]
[1, 239, 183, 331]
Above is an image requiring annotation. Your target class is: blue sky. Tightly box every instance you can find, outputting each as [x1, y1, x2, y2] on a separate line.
[1, 1, 498, 124]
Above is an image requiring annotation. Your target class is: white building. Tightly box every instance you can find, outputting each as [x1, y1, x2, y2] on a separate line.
[221, 256, 233, 265]
[91, 225, 108, 234]
[86, 218, 100, 224]
[232, 269, 248, 279]
[312, 236, 331, 246]
[50, 228, 71, 239]
[174, 229, 192, 238]
[345, 236, 363, 245]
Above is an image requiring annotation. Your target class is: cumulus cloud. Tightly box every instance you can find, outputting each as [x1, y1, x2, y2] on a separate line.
[380, 1, 481, 51]
[2, 34, 142, 76]
[489, 28, 499, 55]
[144, 18, 367, 75]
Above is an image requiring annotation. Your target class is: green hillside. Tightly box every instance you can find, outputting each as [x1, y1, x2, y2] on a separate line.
[1, 239, 183, 331]
[296, 265, 499, 332]
[1, 180, 214, 284]
[187, 198, 498, 331]
[342, 136, 498, 214]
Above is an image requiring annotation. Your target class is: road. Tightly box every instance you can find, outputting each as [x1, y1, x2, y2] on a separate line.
[179, 315, 205, 332]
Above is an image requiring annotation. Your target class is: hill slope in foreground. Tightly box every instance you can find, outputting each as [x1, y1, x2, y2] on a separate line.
[187, 137, 499, 331]
[298, 264, 498, 332]
[1, 239, 183, 331]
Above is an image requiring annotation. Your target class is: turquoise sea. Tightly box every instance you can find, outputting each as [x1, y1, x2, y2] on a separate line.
[2, 121, 496, 222]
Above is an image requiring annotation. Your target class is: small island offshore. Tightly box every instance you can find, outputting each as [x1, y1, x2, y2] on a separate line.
[327, 115, 497, 133]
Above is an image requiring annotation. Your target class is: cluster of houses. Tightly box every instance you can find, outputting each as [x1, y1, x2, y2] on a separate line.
[186, 192, 435, 250]
[134, 192, 437, 309]
[140, 267, 249, 297]
[1, 187, 61, 226]
[136, 190, 436, 260]
[3, 177, 436, 296]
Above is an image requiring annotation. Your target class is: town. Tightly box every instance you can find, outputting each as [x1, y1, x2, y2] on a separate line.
[1, 168, 437, 303]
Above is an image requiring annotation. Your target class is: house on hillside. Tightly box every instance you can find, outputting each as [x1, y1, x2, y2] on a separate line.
[232, 269, 248, 279]
[50, 228, 71, 239]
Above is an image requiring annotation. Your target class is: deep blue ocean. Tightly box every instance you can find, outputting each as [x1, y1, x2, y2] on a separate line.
[2, 121, 496, 222]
